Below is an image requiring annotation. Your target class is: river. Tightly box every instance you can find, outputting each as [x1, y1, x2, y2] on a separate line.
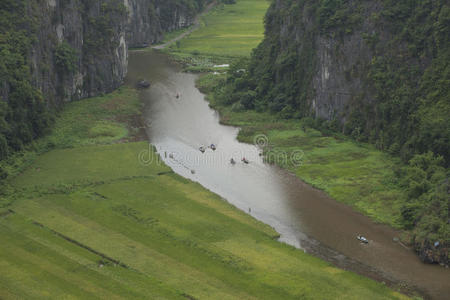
[126, 50, 450, 300]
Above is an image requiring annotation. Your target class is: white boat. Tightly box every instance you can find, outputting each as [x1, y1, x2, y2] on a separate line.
[357, 235, 369, 244]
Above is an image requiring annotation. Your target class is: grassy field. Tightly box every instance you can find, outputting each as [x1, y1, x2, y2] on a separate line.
[168, 0, 269, 57]
[163, 0, 269, 72]
[0, 81, 409, 299]
[0, 86, 142, 181]
[197, 74, 407, 229]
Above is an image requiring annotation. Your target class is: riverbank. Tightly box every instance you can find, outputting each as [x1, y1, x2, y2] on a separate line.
[0, 78, 410, 298]
[197, 74, 407, 228]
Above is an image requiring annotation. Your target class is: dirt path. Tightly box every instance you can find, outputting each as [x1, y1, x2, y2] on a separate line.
[152, 1, 217, 50]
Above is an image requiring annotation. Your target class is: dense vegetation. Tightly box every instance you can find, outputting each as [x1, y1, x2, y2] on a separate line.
[208, 0, 449, 263]
[0, 0, 53, 161]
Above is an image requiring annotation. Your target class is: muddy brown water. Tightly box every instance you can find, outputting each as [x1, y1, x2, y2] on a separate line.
[126, 50, 450, 299]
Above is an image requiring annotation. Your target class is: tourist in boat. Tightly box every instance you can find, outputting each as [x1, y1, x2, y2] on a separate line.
[199, 146, 206, 153]
[230, 158, 236, 165]
[357, 234, 369, 244]
[242, 157, 249, 164]
[210, 144, 216, 150]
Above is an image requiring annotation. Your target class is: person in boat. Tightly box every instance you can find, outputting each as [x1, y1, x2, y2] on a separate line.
[210, 144, 216, 151]
[230, 158, 236, 165]
[357, 234, 369, 244]
[242, 157, 249, 164]
[199, 146, 206, 153]
[176, 92, 180, 99]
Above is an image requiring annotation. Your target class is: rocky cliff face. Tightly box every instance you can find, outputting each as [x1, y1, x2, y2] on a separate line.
[250, 0, 385, 121]
[0, 0, 207, 160]
[29, 0, 127, 104]
[310, 1, 382, 122]
[246, 0, 448, 158]
[24, 0, 206, 105]
[125, 0, 200, 48]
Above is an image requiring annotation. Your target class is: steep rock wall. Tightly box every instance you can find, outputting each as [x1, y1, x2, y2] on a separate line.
[0, 0, 207, 156]
[29, 0, 128, 104]
[28, 0, 206, 104]
[245, 0, 449, 160]
[125, 0, 202, 47]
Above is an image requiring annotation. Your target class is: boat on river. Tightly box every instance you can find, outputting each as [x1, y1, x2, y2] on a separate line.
[137, 79, 151, 88]
[357, 235, 369, 244]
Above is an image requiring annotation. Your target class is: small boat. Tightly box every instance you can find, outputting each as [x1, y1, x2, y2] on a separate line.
[210, 144, 217, 151]
[241, 158, 249, 164]
[357, 235, 369, 244]
[230, 158, 236, 165]
[137, 79, 151, 88]
[176, 93, 180, 99]
[199, 146, 206, 153]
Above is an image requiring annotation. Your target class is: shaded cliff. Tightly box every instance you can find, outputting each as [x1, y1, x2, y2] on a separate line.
[125, 0, 206, 47]
[221, 0, 449, 163]
[0, 0, 207, 158]
[31, 0, 207, 102]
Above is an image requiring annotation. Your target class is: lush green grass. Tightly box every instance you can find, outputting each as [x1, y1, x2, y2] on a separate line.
[0, 82, 408, 299]
[198, 74, 406, 228]
[159, 26, 193, 45]
[167, 0, 269, 58]
[0, 87, 141, 180]
[2, 147, 407, 299]
[47, 86, 142, 148]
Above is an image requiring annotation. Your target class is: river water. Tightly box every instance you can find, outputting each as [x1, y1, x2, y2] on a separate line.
[126, 50, 450, 299]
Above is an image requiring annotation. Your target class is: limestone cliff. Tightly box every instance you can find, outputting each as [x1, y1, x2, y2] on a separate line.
[241, 0, 448, 161]
[6, 0, 207, 106]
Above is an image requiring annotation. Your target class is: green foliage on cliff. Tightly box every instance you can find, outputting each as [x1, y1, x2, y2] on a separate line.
[0, 0, 53, 161]
[54, 42, 78, 74]
[399, 152, 449, 261]
[82, 0, 127, 64]
[212, 0, 449, 262]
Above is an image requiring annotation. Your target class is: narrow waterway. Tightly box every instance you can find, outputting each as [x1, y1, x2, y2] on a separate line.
[126, 50, 450, 300]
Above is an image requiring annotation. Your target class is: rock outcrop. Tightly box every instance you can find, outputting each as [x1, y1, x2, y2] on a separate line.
[13, 0, 207, 105]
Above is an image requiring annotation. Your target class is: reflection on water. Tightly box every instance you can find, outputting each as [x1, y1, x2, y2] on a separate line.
[126, 50, 450, 300]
